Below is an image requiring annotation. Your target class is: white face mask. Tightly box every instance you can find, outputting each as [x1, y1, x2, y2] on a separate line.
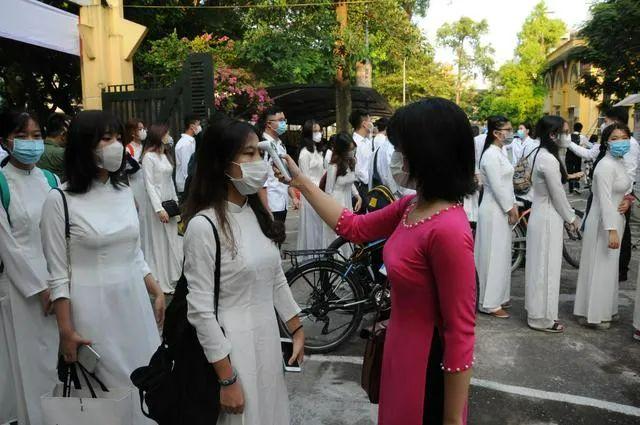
[390, 151, 416, 190]
[227, 159, 270, 195]
[560, 133, 571, 146]
[96, 142, 124, 173]
[137, 129, 147, 141]
[312, 132, 322, 143]
[194, 124, 202, 135]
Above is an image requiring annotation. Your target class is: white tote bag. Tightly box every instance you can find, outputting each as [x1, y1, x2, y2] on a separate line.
[41, 365, 134, 425]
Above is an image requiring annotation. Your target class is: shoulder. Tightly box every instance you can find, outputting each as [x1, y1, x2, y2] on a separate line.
[429, 208, 473, 247]
[43, 187, 66, 213]
[184, 212, 219, 243]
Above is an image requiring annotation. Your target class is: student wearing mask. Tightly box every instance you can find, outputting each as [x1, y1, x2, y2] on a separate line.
[574, 123, 633, 329]
[297, 120, 325, 251]
[563, 107, 637, 281]
[140, 124, 183, 294]
[475, 116, 518, 319]
[37, 112, 69, 180]
[281, 97, 477, 425]
[0, 111, 59, 425]
[259, 107, 297, 224]
[524, 116, 577, 333]
[370, 117, 415, 199]
[123, 118, 147, 212]
[181, 117, 303, 425]
[40, 110, 165, 425]
[322, 132, 362, 255]
[175, 114, 202, 199]
[350, 110, 374, 209]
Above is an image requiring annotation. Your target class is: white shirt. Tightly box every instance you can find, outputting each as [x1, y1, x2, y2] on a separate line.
[262, 132, 289, 212]
[372, 133, 387, 152]
[174, 133, 196, 193]
[0, 146, 8, 164]
[368, 139, 415, 198]
[568, 136, 639, 184]
[353, 132, 373, 184]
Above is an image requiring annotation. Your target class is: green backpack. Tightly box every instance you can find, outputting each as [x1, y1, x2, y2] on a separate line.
[0, 168, 58, 225]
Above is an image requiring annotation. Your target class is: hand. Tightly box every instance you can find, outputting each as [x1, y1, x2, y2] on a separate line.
[153, 293, 166, 328]
[39, 289, 54, 316]
[608, 230, 620, 249]
[354, 195, 363, 213]
[157, 210, 170, 223]
[618, 198, 631, 214]
[568, 171, 584, 180]
[507, 207, 519, 225]
[60, 331, 92, 363]
[220, 380, 245, 415]
[289, 329, 305, 366]
[292, 196, 301, 210]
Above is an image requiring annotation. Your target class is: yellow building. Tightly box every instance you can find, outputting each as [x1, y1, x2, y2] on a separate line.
[543, 36, 601, 136]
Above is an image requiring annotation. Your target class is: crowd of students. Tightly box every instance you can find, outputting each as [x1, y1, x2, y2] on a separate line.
[0, 98, 638, 425]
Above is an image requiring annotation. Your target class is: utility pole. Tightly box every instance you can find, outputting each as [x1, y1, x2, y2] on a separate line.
[335, 0, 351, 133]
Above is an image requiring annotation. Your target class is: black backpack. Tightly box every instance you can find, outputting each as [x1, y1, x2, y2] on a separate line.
[131, 215, 222, 425]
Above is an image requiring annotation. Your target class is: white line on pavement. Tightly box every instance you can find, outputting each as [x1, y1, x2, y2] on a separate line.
[307, 354, 640, 417]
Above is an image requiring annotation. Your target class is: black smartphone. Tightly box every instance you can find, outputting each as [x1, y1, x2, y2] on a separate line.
[281, 338, 301, 373]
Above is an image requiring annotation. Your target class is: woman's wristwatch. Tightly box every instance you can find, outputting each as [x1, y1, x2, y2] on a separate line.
[218, 369, 238, 387]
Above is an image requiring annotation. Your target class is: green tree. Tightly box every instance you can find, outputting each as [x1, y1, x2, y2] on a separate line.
[478, 1, 566, 123]
[572, 0, 640, 105]
[436, 17, 495, 104]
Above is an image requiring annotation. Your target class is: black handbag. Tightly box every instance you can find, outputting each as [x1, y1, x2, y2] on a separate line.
[131, 215, 222, 424]
[161, 200, 181, 217]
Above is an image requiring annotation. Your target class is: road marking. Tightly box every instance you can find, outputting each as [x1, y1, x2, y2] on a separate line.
[307, 354, 640, 417]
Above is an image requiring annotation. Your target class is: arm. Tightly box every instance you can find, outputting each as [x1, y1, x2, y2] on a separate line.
[325, 164, 337, 195]
[540, 157, 576, 223]
[430, 224, 476, 425]
[482, 151, 515, 213]
[0, 206, 44, 297]
[174, 143, 187, 192]
[142, 154, 163, 212]
[285, 155, 412, 243]
[354, 142, 371, 183]
[273, 264, 304, 365]
[593, 164, 619, 231]
[568, 142, 600, 161]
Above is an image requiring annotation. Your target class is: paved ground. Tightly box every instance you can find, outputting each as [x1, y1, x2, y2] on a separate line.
[281, 192, 640, 425]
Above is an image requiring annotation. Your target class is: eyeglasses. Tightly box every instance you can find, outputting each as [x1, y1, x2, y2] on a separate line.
[268, 118, 287, 123]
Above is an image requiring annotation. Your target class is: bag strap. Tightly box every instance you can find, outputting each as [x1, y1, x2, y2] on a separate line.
[197, 215, 222, 318]
[52, 188, 71, 281]
[0, 171, 10, 224]
[77, 362, 109, 395]
[42, 169, 59, 189]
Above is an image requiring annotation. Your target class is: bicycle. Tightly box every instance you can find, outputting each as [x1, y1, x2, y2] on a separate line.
[280, 238, 390, 353]
[511, 206, 584, 272]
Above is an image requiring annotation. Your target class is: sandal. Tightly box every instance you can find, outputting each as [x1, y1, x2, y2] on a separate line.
[483, 309, 510, 319]
[501, 301, 512, 310]
[529, 321, 564, 333]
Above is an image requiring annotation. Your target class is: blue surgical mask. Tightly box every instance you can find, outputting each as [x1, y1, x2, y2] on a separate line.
[11, 139, 45, 164]
[276, 121, 287, 136]
[517, 130, 526, 140]
[609, 139, 630, 158]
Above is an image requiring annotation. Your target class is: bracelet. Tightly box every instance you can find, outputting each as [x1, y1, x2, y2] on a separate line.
[291, 325, 303, 336]
[218, 369, 238, 387]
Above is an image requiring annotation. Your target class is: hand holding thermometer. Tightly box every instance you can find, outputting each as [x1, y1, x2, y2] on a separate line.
[258, 140, 291, 182]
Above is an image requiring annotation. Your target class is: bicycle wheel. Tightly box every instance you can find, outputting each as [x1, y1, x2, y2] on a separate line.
[511, 222, 526, 272]
[327, 235, 357, 258]
[563, 209, 584, 269]
[282, 259, 365, 353]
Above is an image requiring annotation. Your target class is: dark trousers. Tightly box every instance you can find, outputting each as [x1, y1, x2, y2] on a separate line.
[273, 210, 287, 224]
[354, 181, 369, 213]
[566, 156, 582, 191]
[423, 329, 444, 424]
[620, 208, 632, 279]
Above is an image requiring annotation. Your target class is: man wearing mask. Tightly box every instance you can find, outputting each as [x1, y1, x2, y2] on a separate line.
[175, 114, 202, 200]
[350, 109, 373, 211]
[37, 113, 69, 181]
[563, 107, 638, 281]
[260, 106, 297, 224]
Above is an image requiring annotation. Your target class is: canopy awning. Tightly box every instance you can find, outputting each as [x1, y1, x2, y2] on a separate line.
[266, 84, 393, 127]
[614, 94, 640, 107]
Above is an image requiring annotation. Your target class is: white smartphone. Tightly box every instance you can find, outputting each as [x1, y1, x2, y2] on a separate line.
[281, 338, 301, 373]
[77, 345, 100, 373]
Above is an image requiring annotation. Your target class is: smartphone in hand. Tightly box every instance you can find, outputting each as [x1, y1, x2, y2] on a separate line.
[281, 338, 301, 373]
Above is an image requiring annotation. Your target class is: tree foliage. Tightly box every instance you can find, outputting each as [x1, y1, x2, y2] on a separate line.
[572, 0, 640, 105]
[476, 1, 566, 123]
[436, 17, 495, 104]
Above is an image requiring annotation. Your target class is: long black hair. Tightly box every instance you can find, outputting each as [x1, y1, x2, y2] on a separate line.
[387, 97, 476, 202]
[535, 115, 568, 183]
[141, 124, 172, 164]
[329, 132, 356, 177]
[300, 119, 317, 154]
[182, 115, 285, 245]
[65, 110, 126, 194]
[481, 115, 510, 157]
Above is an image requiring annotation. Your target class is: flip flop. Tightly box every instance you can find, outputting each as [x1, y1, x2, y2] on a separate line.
[529, 321, 564, 333]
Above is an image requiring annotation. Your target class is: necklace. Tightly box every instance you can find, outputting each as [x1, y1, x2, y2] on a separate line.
[402, 202, 462, 229]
